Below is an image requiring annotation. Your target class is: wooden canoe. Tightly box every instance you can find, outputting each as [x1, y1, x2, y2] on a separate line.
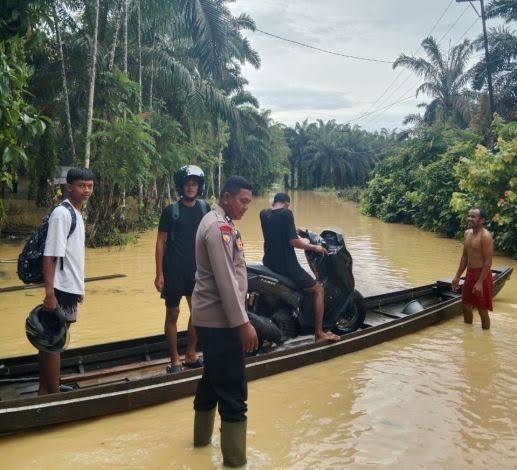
[0, 266, 512, 435]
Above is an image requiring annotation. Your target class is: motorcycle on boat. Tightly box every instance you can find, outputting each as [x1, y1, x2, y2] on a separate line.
[246, 229, 366, 347]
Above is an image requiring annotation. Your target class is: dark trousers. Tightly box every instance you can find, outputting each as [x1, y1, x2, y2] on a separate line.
[194, 326, 247, 423]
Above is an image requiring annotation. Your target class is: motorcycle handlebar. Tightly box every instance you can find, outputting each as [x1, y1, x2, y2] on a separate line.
[298, 229, 327, 250]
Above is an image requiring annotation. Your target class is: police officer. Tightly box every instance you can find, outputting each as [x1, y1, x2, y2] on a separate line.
[191, 176, 258, 468]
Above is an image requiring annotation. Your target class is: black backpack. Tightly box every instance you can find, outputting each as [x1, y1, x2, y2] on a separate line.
[168, 199, 210, 241]
[17, 201, 77, 284]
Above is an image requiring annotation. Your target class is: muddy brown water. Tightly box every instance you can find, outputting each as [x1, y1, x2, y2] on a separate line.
[1, 191, 516, 469]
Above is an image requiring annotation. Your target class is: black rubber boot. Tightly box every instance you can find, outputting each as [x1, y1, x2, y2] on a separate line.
[193, 407, 216, 447]
[221, 419, 247, 468]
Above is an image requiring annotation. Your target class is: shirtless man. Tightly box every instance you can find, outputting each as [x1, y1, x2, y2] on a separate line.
[451, 208, 494, 329]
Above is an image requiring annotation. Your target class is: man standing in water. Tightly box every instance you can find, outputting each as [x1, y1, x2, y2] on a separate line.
[191, 176, 258, 468]
[260, 193, 340, 342]
[155, 165, 208, 373]
[40, 167, 94, 394]
[452, 208, 494, 329]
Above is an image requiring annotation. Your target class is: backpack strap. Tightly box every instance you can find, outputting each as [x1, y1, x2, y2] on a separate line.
[60, 201, 77, 238]
[58, 201, 78, 270]
[168, 200, 209, 242]
[198, 199, 209, 216]
[168, 201, 181, 242]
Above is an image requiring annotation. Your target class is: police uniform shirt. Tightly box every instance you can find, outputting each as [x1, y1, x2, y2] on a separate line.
[191, 203, 249, 328]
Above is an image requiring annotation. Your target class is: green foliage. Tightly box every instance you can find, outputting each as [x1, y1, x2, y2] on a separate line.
[284, 120, 396, 190]
[394, 36, 474, 128]
[361, 119, 516, 257]
[451, 118, 517, 256]
[91, 114, 156, 190]
[0, 37, 46, 221]
[225, 109, 289, 194]
[337, 187, 365, 203]
[361, 125, 467, 224]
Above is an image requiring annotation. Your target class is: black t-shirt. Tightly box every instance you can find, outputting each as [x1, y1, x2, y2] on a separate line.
[158, 201, 205, 277]
[260, 208, 302, 276]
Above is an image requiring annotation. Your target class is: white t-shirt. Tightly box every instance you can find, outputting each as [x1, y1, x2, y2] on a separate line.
[43, 200, 85, 295]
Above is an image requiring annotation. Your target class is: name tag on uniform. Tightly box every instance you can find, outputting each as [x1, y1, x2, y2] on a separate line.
[235, 230, 244, 250]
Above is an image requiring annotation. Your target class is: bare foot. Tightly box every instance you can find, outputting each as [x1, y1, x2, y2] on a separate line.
[315, 331, 341, 342]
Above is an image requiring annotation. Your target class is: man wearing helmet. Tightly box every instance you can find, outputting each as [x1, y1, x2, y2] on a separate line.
[155, 165, 208, 373]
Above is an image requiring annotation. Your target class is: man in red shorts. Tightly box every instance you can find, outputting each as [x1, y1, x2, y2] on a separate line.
[452, 208, 494, 329]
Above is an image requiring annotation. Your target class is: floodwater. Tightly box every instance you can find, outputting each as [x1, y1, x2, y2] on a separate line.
[0, 191, 516, 469]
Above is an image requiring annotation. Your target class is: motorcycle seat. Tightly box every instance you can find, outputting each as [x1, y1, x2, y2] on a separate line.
[247, 262, 298, 290]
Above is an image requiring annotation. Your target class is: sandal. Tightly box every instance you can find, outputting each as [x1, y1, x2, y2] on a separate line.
[183, 358, 204, 369]
[166, 363, 183, 374]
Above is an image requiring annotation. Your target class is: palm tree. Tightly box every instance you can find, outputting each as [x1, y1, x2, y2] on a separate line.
[471, 26, 517, 120]
[486, 0, 517, 22]
[393, 36, 474, 127]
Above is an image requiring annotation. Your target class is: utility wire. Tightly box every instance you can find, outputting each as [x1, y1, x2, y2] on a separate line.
[457, 17, 480, 41]
[347, 0, 456, 125]
[345, 94, 415, 125]
[255, 28, 393, 64]
[437, 4, 470, 43]
[360, 3, 476, 127]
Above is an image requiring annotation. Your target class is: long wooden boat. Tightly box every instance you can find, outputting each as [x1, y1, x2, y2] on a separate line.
[0, 266, 512, 435]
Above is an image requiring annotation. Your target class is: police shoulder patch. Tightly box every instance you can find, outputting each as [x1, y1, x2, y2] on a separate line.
[219, 223, 233, 234]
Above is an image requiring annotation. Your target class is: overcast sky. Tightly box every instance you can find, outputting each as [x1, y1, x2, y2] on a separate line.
[228, 0, 494, 131]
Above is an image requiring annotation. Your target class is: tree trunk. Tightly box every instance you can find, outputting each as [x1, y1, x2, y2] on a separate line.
[123, 0, 128, 76]
[121, 0, 128, 210]
[84, 0, 100, 168]
[138, 182, 144, 207]
[149, 31, 156, 113]
[52, 2, 76, 163]
[217, 153, 222, 196]
[210, 166, 215, 198]
[166, 178, 172, 204]
[137, 0, 142, 113]
[108, 0, 123, 71]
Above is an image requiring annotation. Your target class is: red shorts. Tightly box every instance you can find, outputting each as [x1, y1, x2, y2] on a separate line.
[462, 268, 493, 311]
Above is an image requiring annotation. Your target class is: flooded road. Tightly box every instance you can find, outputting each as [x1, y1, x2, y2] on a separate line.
[1, 191, 516, 468]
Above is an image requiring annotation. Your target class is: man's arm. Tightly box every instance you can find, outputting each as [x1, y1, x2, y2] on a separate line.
[42, 256, 58, 310]
[452, 233, 468, 291]
[473, 231, 493, 296]
[285, 210, 327, 255]
[42, 207, 70, 310]
[289, 236, 327, 255]
[155, 231, 167, 293]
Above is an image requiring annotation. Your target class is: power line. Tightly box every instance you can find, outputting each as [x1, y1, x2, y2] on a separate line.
[457, 17, 480, 41]
[437, 4, 470, 43]
[359, 3, 477, 127]
[345, 94, 415, 125]
[255, 28, 393, 64]
[347, 0, 456, 125]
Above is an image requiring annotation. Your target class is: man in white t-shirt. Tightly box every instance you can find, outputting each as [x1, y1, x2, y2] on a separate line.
[40, 168, 94, 395]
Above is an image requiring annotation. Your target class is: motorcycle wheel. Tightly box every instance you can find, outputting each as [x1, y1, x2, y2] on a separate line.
[334, 290, 366, 334]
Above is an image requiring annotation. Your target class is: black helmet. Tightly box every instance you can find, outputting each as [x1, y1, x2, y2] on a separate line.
[25, 305, 69, 353]
[174, 165, 205, 198]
